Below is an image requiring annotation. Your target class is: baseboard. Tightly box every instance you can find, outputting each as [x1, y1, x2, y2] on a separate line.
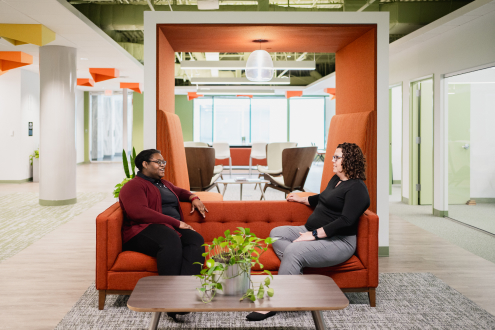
[39, 198, 77, 206]
[378, 246, 389, 257]
[470, 198, 495, 203]
[433, 208, 448, 217]
[0, 178, 33, 183]
[392, 180, 401, 184]
[401, 196, 409, 204]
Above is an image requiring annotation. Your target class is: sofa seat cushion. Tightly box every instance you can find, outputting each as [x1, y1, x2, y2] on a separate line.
[304, 255, 365, 273]
[110, 251, 158, 272]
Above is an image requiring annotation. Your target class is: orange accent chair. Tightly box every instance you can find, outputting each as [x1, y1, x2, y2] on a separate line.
[96, 201, 378, 309]
[156, 109, 223, 201]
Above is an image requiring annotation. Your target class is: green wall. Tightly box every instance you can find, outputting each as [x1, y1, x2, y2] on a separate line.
[175, 95, 194, 141]
[132, 92, 144, 154]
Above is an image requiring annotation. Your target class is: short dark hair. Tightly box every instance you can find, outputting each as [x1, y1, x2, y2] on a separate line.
[134, 149, 161, 171]
[337, 142, 366, 180]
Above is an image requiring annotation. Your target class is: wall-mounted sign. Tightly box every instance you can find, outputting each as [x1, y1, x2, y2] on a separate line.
[28, 122, 33, 136]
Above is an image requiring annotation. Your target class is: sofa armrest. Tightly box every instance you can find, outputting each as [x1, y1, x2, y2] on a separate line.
[96, 202, 123, 290]
[355, 209, 379, 288]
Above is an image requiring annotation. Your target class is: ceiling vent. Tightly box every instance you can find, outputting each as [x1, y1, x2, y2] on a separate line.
[197, 0, 219, 10]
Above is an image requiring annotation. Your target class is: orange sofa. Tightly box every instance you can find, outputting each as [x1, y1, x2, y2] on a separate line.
[96, 200, 378, 309]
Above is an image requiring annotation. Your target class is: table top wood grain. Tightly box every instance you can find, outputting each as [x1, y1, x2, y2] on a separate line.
[127, 275, 349, 313]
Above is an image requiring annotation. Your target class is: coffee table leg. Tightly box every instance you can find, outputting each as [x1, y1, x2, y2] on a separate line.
[222, 184, 227, 197]
[260, 184, 266, 200]
[240, 183, 243, 200]
[311, 311, 327, 330]
[148, 312, 161, 330]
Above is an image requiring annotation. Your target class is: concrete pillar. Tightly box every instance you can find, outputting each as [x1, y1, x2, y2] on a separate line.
[39, 45, 77, 206]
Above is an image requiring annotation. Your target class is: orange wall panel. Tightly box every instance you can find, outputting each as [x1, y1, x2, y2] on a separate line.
[335, 28, 376, 115]
[157, 28, 175, 114]
[215, 148, 267, 166]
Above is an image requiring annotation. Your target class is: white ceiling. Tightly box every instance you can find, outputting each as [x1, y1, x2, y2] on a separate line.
[0, 0, 144, 91]
[390, 0, 495, 56]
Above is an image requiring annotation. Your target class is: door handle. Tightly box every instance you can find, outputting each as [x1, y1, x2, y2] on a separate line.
[462, 144, 470, 149]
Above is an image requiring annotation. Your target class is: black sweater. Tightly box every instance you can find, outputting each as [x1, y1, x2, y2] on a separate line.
[304, 174, 370, 238]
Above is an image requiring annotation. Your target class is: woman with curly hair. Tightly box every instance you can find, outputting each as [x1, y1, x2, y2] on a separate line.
[246, 142, 370, 321]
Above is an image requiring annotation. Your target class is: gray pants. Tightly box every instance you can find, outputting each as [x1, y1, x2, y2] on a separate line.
[270, 225, 356, 275]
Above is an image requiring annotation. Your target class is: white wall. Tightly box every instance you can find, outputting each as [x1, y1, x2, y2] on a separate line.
[76, 89, 85, 163]
[391, 86, 402, 182]
[389, 1, 495, 210]
[0, 69, 40, 181]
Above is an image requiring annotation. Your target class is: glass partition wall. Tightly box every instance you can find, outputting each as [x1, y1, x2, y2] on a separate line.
[446, 66, 495, 234]
[89, 92, 133, 162]
[193, 96, 330, 148]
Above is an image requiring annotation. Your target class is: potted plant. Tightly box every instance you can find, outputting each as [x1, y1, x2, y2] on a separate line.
[113, 147, 137, 198]
[194, 227, 277, 303]
[30, 149, 39, 182]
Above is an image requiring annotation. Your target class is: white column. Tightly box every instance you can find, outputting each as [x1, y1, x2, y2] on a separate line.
[123, 88, 128, 155]
[39, 45, 77, 206]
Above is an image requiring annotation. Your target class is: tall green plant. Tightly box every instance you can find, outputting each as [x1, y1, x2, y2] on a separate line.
[113, 147, 137, 198]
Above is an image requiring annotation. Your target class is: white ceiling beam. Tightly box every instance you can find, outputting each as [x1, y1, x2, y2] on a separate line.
[180, 60, 316, 70]
[190, 77, 291, 85]
[197, 89, 275, 95]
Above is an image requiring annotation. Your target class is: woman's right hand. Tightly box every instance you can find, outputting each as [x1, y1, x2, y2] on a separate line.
[179, 221, 196, 231]
[286, 193, 309, 205]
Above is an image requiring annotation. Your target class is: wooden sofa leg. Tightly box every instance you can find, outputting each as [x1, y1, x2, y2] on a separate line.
[368, 288, 376, 307]
[98, 290, 106, 310]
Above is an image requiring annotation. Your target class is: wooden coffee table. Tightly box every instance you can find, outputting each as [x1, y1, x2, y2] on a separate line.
[127, 275, 349, 330]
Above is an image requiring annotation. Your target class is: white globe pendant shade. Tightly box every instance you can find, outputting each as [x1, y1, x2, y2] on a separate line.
[246, 50, 274, 82]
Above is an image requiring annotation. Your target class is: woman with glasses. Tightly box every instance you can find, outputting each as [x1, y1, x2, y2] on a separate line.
[246, 142, 370, 321]
[119, 149, 207, 321]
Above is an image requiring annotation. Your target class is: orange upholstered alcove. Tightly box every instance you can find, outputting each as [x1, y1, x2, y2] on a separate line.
[155, 24, 378, 212]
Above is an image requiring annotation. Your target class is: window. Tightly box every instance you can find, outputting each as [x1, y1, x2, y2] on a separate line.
[251, 98, 287, 143]
[289, 97, 325, 148]
[213, 98, 250, 144]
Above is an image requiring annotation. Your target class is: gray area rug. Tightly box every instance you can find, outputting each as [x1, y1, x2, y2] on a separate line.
[54, 273, 495, 329]
[0, 192, 108, 262]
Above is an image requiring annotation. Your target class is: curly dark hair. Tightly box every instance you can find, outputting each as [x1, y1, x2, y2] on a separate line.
[337, 142, 366, 180]
[134, 149, 161, 171]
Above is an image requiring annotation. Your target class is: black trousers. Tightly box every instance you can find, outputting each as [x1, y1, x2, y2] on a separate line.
[123, 224, 205, 276]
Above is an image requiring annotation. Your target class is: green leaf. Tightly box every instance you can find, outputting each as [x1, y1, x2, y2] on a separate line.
[206, 259, 215, 268]
[193, 262, 204, 265]
[264, 277, 270, 286]
[244, 228, 250, 234]
[267, 288, 274, 297]
[249, 294, 256, 302]
[264, 237, 277, 244]
[257, 284, 264, 299]
[237, 227, 246, 235]
[220, 242, 229, 248]
[131, 147, 137, 178]
[216, 283, 223, 290]
[197, 287, 206, 292]
[202, 252, 209, 257]
[122, 149, 130, 178]
[264, 269, 273, 279]
[224, 229, 230, 237]
[246, 289, 254, 295]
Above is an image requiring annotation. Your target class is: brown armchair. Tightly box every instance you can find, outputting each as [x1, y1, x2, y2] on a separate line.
[262, 146, 317, 198]
[185, 147, 222, 193]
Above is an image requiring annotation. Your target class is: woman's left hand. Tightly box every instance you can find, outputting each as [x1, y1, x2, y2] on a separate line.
[191, 199, 208, 218]
[293, 231, 315, 242]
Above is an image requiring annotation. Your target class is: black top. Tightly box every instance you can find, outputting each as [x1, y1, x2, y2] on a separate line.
[136, 171, 181, 221]
[305, 174, 370, 238]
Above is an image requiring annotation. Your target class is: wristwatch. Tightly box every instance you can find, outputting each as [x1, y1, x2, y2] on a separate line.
[312, 229, 319, 240]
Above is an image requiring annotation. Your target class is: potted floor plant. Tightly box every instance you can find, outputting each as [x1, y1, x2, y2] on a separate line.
[194, 227, 277, 303]
[113, 147, 137, 198]
[30, 149, 39, 182]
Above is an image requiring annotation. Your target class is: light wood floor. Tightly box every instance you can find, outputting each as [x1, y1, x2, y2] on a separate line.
[0, 162, 494, 329]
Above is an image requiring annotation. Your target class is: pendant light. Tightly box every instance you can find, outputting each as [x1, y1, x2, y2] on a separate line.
[246, 39, 274, 82]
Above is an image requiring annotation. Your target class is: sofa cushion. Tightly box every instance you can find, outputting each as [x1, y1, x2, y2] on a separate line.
[110, 251, 158, 272]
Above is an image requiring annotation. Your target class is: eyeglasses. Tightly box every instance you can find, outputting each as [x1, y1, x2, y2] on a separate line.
[332, 155, 343, 161]
[148, 160, 167, 166]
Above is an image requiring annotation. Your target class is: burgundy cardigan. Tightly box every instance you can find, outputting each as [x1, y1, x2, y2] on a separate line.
[119, 176, 193, 244]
